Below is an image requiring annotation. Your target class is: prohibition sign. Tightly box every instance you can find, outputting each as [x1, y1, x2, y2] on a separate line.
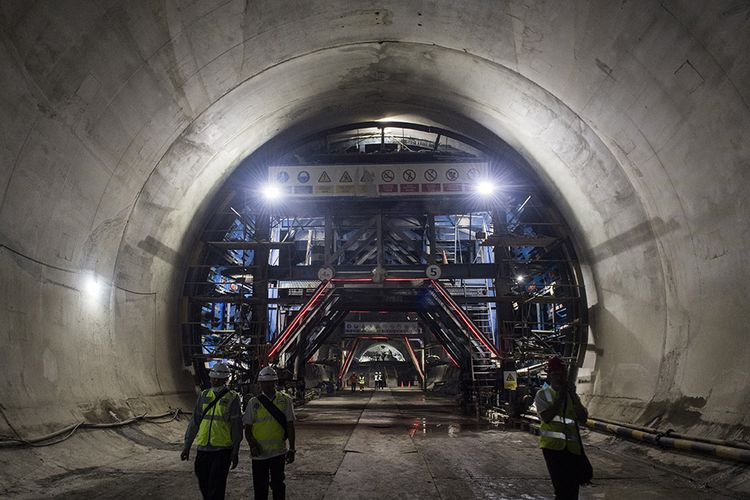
[446, 169, 459, 182]
[382, 169, 395, 182]
[424, 169, 438, 182]
[403, 169, 416, 182]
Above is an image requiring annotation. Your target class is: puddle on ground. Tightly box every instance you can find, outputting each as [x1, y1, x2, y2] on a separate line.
[406, 417, 493, 438]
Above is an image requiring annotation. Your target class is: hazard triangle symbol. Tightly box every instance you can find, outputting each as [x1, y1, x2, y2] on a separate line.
[360, 170, 374, 183]
[506, 373, 515, 381]
[318, 171, 331, 183]
[340, 171, 353, 183]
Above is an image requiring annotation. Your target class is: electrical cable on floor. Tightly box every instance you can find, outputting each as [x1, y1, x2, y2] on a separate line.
[0, 408, 187, 448]
[502, 409, 750, 464]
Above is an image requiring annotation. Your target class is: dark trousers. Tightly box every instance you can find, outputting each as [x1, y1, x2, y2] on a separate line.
[195, 449, 232, 500]
[252, 454, 286, 500]
[542, 448, 580, 500]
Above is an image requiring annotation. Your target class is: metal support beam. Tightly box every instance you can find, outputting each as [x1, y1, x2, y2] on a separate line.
[252, 213, 271, 345]
[384, 219, 430, 263]
[324, 215, 334, 265]
[376, 214, 384, 268]
[427, 214, 436, 264]
[207, 241, 294, 250]
[327, 215, 378, 264]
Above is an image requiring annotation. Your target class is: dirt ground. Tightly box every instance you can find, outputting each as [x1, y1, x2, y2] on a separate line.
[2, 389, 749, 499]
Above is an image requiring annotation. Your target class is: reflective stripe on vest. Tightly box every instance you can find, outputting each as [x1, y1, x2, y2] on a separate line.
[551, 415, 577, 425]
[538, 387, 581, 454]
[250, 392, 288, 454]
[540, 430, 568, 440]
[196, 388, 237, 448]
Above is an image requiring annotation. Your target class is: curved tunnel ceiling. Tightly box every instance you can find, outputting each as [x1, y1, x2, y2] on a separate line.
[1, 2, 748, 434]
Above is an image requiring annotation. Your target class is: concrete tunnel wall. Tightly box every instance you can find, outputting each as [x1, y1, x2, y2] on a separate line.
[0, 1, 748, 437]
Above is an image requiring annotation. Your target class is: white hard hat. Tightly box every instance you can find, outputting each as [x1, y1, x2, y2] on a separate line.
[209, 362, 231, 379]
[257, 366, 279, 382]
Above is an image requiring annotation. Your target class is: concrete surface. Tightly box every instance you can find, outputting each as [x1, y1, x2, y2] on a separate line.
[0, 0, 749, 446]
[2, 389, 748, 499]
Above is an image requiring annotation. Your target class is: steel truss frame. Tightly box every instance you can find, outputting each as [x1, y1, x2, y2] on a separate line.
[181, 123, 588, 399]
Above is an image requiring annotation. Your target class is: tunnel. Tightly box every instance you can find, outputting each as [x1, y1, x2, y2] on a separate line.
[1, 1, 749, 498]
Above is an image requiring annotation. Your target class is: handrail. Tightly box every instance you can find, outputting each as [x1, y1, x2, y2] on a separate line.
[430, 279, 500, 357]
[268, 280, 332, 358]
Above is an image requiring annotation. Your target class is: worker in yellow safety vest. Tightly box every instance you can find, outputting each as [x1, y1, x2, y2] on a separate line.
[181, 361, 242, 500]
[244, 366, 296, 500]
[534, 356, 588, 500]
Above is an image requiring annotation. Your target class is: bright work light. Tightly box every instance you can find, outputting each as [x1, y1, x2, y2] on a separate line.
[475, 180, 496, 196]
[262, 184, 283, 201]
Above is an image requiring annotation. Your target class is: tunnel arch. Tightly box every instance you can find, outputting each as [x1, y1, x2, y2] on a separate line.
[1, 2, 747, 437]
[116, 40, 664, 411]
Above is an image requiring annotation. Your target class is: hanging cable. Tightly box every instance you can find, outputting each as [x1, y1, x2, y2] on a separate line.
[0, 408, 187, 448]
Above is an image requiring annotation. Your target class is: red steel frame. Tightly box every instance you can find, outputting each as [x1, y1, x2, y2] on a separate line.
[269, 277, 499, 366]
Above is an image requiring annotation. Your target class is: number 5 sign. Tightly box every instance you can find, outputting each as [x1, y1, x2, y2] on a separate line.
[425, 264, 442, 279]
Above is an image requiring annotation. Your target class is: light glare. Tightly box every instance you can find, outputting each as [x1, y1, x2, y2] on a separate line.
[83, 274, 101, 297]
[475, 180, 495, 196]
[262, 184, 283, 201]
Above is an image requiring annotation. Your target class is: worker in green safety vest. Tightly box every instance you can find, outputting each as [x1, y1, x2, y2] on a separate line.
[182, 362, 242, 500]
[534, 356, 588, 499]
[244, 366, 296, 500]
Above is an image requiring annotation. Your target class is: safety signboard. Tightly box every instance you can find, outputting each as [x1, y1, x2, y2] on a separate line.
[268, 162, 488, 197]
[344, 322, 420, 335]
[503, 370, 518, 390]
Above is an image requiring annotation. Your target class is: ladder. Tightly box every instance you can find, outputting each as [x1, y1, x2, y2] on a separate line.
[470, 354, 497, 388]
[462, 281, 495, 346]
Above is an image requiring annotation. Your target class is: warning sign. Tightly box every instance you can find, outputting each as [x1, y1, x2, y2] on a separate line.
[268, 162, 488, 198]
[360, 170, 374, 183]
[503, 370, 518, 390]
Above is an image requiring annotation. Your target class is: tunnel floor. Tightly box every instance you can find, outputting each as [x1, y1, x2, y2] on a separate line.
[1, 389, 746, 499]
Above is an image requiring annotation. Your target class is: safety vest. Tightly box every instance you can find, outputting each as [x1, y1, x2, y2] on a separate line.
[358, 376, 365, 384]
[196, 387, 238, 448]
[538, 386, 581, 455]
[250, 392, 290, 455]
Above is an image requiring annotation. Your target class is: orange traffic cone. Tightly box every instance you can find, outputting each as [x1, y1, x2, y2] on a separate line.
[408, 381, 412, 388]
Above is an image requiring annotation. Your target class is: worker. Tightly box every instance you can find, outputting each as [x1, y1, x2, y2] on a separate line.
[244, 366, 296, 500]
[181, 362, 242, 500]
[349, 372, 357, 392]
[535, 356, 589, 499]
[358, 374, 366, 391]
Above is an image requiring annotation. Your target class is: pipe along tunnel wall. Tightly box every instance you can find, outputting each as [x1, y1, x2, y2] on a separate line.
[0, 1, 749, 444]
